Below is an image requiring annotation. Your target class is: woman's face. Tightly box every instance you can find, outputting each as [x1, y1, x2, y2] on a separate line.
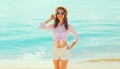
[56, 9, 65, 21]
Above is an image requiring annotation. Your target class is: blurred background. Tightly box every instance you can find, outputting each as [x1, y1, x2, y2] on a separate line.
[0, 0, 120, 66]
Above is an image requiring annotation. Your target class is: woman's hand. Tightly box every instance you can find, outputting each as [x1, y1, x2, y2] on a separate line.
[66, 45, 72, 50]
[67, 42, 77, 50]
[50, 14, 56, 20]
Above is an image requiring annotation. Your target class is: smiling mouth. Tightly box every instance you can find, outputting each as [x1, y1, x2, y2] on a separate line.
[59, 16, 62, 18]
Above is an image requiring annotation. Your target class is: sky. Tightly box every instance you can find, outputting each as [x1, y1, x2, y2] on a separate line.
[0, 0, 120, 20]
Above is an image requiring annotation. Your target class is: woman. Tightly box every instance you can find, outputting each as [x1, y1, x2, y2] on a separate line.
[40, 6, 79, 69]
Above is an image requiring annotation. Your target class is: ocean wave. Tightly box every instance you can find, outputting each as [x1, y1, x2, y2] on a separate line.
[0, 48, 51, 67]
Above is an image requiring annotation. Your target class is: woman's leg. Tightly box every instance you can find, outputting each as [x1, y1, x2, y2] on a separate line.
[60, 60, 68, 69]
[53, 59, 60, 69]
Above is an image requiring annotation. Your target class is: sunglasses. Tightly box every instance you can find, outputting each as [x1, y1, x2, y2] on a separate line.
[56, 12, 65, 15]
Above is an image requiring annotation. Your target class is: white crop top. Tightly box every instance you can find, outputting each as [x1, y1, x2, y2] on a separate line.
[40, 23, 79, 43]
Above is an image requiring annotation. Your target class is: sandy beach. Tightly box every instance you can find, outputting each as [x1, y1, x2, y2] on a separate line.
[1, 58, 120, 69]
[1, 63, 120, 69]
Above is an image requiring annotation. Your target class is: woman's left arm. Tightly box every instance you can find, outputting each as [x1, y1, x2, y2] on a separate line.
[67, 24, 79, 49]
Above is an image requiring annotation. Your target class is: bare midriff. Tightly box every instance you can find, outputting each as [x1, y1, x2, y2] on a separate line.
[56, 40, 67, 48]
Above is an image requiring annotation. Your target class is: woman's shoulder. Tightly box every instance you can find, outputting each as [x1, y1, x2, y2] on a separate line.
[68, 24, 73, 28]
[68, 24, 76, 31]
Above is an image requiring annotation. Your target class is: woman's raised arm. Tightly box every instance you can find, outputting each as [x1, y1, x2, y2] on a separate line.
[39, 14, 55, 30]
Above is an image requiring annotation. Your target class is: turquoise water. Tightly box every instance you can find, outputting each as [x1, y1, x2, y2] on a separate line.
[0, 0, 120, 65]
[0, 19, 120, 61]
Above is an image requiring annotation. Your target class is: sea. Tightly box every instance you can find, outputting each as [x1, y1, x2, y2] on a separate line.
[0, 0, 120, 67]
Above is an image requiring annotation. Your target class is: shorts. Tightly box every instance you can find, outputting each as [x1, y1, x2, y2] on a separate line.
[52, 45, 70, 60]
